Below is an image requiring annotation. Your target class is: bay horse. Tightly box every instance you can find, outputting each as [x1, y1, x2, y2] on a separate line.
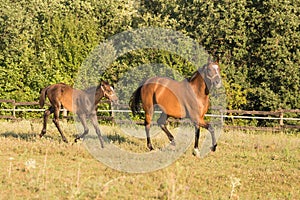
[39, 81, 118, 147]
[129, 59, 222, 156]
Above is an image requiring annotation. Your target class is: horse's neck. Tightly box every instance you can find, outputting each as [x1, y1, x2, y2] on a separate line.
[188, 72, 209, 97]
[93, 86, 105, 104]
[84, 85, 104, 104]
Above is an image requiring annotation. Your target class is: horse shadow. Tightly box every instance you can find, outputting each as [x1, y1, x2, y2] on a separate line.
[0, 131, 56, 141]
[1, 129, 136, 145]
[83, 133, 137, 145]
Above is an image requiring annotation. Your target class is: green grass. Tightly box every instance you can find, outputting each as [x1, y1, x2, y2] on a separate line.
[0, 120, 299, 199]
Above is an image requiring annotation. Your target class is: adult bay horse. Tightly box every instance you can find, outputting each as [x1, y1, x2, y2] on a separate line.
[129, 59, 222, 156]
[39, 81, 118, 147]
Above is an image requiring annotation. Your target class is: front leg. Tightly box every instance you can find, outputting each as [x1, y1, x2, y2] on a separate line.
[207, 124, 217, 151]
[90, 113, 104, 148]
[74, 114, 89, 142]
[193, 123, 218, 158]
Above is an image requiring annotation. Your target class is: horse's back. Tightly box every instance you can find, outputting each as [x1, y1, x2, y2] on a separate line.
[47, 83, 72, 98]
[141, 77, 187, 118]
[45, 83, 74, 110]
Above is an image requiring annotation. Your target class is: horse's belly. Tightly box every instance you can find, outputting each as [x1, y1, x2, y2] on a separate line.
[156, 92, 186, 118]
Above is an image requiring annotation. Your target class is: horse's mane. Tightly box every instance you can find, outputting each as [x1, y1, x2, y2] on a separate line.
[84, 84, 100, 93]
[187, 71, 199, 82]
[187, 64, 207, 82]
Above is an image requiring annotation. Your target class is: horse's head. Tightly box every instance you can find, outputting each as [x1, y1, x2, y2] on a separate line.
[100, 81, 118, 103]
[204, 59, 222, 89]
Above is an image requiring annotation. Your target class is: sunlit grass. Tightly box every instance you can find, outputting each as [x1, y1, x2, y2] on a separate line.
[0, 120, 299, 199]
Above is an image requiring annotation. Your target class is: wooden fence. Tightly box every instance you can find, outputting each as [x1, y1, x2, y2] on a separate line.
[0, 99, 299, 131]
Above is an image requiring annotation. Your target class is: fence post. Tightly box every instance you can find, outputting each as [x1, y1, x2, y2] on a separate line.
[12, 99, 16, 118]
[220, 109, 224, 125]
[279, 111, 284, 126]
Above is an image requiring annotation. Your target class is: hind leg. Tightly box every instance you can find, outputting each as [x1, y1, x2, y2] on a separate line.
[193, 126, 201, 157]
[52, 107, 68, 143]
[157, 113, 175, 146]
[144, 108, 154, 151]
[40, 107, 54, 138]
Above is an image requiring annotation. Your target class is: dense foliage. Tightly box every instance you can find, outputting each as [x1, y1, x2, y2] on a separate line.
[0, 0, 299, 111]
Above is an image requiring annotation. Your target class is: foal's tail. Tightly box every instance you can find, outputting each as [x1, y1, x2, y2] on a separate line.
[39, 86, 50, 108]
[129, 85, 143, 116]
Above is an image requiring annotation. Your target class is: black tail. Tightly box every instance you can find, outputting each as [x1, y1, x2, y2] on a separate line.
[129, 85, 143, 116]
[39, 86, 50, 108]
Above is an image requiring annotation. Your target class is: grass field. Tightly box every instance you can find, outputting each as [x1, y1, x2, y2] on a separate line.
[0, 120, 299, 199]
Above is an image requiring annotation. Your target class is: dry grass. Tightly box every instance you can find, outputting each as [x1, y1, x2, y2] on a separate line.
[0, 120, 299, 199]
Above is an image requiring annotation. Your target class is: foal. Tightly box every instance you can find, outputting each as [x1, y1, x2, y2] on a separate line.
[39, 81, 118, 146]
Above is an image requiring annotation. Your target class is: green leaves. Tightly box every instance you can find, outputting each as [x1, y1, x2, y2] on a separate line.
[0, 0, 299, 111]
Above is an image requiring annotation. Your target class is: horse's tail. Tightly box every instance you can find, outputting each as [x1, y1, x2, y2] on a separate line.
[129, 85, 143, 116]
[39, 86, 50, 108]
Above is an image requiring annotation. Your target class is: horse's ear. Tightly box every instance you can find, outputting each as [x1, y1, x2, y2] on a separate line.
[208, 56, 220, 64]
[215, 56, 219, 64]
[208, 56, 216, 64]
[101, 80, 109, 86]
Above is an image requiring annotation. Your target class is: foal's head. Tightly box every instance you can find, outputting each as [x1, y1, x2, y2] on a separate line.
[203, 59, 222, 89]
[100, 81, 118, 103]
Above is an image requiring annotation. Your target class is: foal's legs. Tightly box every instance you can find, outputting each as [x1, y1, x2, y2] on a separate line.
[74, 114, 89, 142]
[157, 113, 175, 146]
[90, 113, 104, 148]
[40, 106, 54, 138]
[52, 107, 68, 143]
[74, 113, 104, 148]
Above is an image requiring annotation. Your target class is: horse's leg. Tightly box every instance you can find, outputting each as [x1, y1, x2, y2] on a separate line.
[193, 120, 217, 157]
[74, 114, 89, 142]
[145, 109, 154, 151]
[207, 123, 217, 151]
[90, 112, 104, 148]
[193, 126, 201, 157]
[52, 107, 68, 143]
[157, 113, 175, 146]
[40, 107, 54, 138]
[198, 122, 217, 152]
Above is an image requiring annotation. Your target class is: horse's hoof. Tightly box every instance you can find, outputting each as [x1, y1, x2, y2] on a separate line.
[210, 144, 217, 152]
[170, 140, 176, 146]
[193, 148, 201, 158]
[39, 132, 45, 138]
[148, 146, 154, 151]
[62, 138, 68, 143]
[100, 142, 104, 148]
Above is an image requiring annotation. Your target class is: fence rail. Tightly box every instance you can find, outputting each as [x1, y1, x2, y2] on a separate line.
[1, 99, 299, 131]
